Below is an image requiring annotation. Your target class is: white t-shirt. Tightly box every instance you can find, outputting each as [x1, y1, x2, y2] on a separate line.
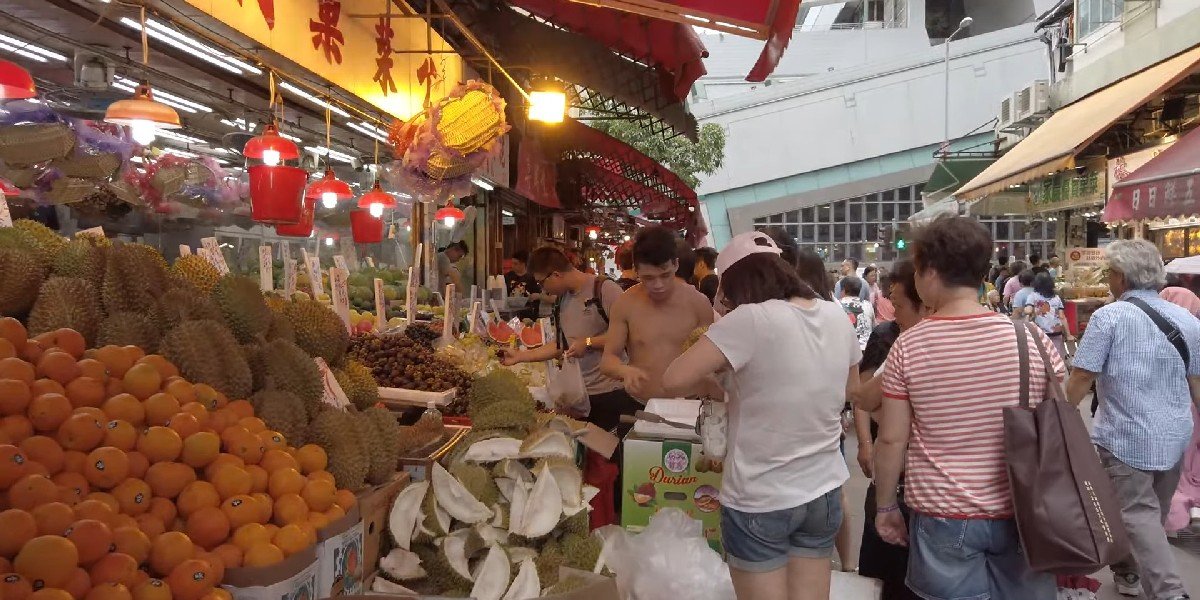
[705, 298, 862, 512]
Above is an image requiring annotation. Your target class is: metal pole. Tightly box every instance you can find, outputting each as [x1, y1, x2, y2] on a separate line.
[943, 37, 951, 158]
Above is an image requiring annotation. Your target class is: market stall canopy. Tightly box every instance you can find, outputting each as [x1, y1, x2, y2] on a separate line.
[510, 0, 709, 100]
[925, 158, 995, 199]
[909, 197, 963, 224]
[955, 46, 1200, 200]
[1166, 254, 1200, 275]
[1102, 124, 1200, 222]
[566, 0, 802, 82]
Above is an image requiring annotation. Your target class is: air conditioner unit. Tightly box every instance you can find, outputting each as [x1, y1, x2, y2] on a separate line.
[1014, 80, 1050, 123]
[997, 94, 1016, 130]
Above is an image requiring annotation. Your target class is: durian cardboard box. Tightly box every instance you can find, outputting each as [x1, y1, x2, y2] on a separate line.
[358, 473, 410, 581]
[621, 434, 725, 553]
[222, 545, 319, 600]
[316, 503, 364, 598]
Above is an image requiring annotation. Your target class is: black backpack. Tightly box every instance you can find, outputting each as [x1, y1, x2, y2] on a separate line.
[551, 278, 610, 351]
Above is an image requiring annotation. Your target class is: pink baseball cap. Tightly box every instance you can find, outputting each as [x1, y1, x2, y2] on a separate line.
[716, 231, 783, 273]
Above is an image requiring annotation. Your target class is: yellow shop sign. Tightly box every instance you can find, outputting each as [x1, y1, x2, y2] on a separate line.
[183, 0, 464, 119]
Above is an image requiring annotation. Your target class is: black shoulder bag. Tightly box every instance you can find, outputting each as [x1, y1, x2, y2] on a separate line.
[1125, 296, 1190, 366]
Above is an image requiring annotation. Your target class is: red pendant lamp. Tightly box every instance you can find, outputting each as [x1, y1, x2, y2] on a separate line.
[243, 75, 299, 166]
[0, 58, 36, 100]
[306, 168, 353, 209]
[356, 181, 398, 217]
[435, 204, 465, 227]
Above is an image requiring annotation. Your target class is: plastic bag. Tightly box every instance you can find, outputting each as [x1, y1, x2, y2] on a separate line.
[548, 358, 589, 419]
[597, 508, 735, 600]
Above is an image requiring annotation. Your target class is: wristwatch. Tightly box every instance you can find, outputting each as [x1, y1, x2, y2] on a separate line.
[585, 337, 593, 349]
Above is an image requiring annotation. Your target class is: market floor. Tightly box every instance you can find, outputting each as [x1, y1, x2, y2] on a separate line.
[837, 399, 1200, 598]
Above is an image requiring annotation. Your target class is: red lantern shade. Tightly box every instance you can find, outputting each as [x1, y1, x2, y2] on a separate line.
[305, 168, 353, 204]
[434, 205, 465, 227]
[350, 210, 385, 243]
[0, 178, 20, 196]
[585, 225, 601, 240]
[243, 123, 300, 164]
[0, 59, 36, 100]
[355, 182, 398, 209]
[274, 196, 317, 237]
[248, 165, 308, 224]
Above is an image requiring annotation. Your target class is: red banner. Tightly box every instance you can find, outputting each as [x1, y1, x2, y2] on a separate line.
[516, 136, 562, 209]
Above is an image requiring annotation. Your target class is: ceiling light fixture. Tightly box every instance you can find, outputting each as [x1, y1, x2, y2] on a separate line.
[243, 73, 300, 166]
[356, 181, 397, 217]
[304, 146, 354, 164]
[113, 76, 212, 112]
[345, 122, 388, 144]
[0, 33, 68, 62]
[306, 106, 353, 209]
[279, 81, 349, 117]
[110, 81, 196, 114]
[119, 17, 241, 76]
[105, 8, 181, 145]
[143, 18, 262, 74]
[435, 205, 465, 228]
[528, 79, 566, 124]
[471, 177, 495, 191]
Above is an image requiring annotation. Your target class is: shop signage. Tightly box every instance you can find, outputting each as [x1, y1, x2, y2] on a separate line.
[1066, 247, 1106, 268]
[1029, 168, 1107, 212]
[516, 135, 561, 209]
[182, 0, 463, 119]
[1107, 142, 1176, 197]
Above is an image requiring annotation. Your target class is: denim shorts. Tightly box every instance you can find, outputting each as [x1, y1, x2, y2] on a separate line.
[906, 513, 1056, 600]
[720, 487, 843, 572]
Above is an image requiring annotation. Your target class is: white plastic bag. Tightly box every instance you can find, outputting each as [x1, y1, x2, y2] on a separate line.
[597, 508, 735, 600]
[548, 358, 589, 419]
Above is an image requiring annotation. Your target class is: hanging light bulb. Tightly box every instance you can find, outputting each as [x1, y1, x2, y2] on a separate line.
[106, 84, 181, 145]
[244, 123, 299, 166]
[325, 237, 334, 247]
[321, 192, 338, 209]
[128, 119, 157, 145]
[356, 181, 397, 218]
[0, 58, 37, 100]
[306, 167, 353, 208]
[585, 225, 601, 240]
[435, 205, 465, 228]
[261, 149, 282, 166]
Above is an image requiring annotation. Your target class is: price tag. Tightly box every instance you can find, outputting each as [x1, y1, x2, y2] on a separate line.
[200, 237, 230, 275]
[178, 245, 192, 256]
[374, 278, 386, 331]
[0, 198, 11, 227]
[489, 299, 505, 324]
[469, 301, 483, 335]
[258, 245, 273, 292]
[330, 267, 351, 333]
[388, 224, 397, 239]
[538, 317, 553, 347]
[366, 257, 375, 268]
[412, 243, 423, 282]
[77, 226, 105, 238]
[284, 259, 297, 297]
[405, 267, 417, 326]
[333, 255, 348, 272]
[442, 284, 456, 340]
[343, 245, 358, 271]
[280, 241, 291, 265]
[313, 358, 352, 409]
[300, 249, 324, 296]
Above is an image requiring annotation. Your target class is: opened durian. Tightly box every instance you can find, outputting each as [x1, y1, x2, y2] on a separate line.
[170, 254, 220, 294]
[97, 311, 160, 352]
[448, 462, 500, 507]
[27, 276, 101, 345]
[388, 480, 428, 551]
[282, 298, 350, 366]
[212, 274, 272, 343]
[160, 319, 253, 399]
[431, 462, 493, 524]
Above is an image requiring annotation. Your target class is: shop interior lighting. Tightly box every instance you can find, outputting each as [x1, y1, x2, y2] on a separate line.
[324, 237, 334, 247]
[501, 209, 514, 217]
[435, 205, 465, 228]
[0, 33, 68, 63]
[470, 177, 495, 191]
[0, 58, 36, 99]
[120, 17, 246, 76]
[528, 89, 566, 124]
[279, 81, 350, 118]
[346, 121, 388, 143]
[143, 18, 261, 74]
[357, 181, 398, 217]
[305, 146, 354, 164]
[161, 148, 198, 159]
[156, 128, 207, 145]
[112, 79, 211, 115]
[220, 118, 258, 132]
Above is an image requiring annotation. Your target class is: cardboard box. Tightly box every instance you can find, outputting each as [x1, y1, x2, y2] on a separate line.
[621, 433, 724, 552]
[357, 473, 410, 580]
[328, 568, 618, 600]
[316, 504, 364, 598]
[222, 545, 318, 600]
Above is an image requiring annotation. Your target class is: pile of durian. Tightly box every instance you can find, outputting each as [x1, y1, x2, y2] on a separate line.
[0, 220, 403, 491]
[379, 370, 607, 598]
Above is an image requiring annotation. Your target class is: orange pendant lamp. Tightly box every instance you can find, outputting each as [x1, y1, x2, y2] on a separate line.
[0, 58, 36, 100]
[104, 8, 180, 145]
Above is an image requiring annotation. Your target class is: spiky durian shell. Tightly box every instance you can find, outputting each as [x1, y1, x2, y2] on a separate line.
[560, 533, 603, 571]
[306, 408, 368, 490]
[334, 360, 378, 410]
[153, 287, 223, 333]
[363, 406, 401, 485]
[212, 274, 272, 343]
[534, 538, 565, 587]
[97, 311, 160, 352]
[264, 311, 295, 343]
[246, 339, 324, 415]
[250, 390, 309, 447]
[11, 219, 66, 272]
[53, 237, 108, 290]
[27, 277, 101, 344]
[171, 254, 221, 295]
[160, 319, 253, 399]
[281, 299, 350, 366]
[468, 370, 533, 413]
[102, 243, 169, 314]
[0, 247, 45, 317]
[447, 462, 499, 506]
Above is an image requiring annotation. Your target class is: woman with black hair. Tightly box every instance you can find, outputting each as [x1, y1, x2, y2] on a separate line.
[1021, 271, 1074, 358]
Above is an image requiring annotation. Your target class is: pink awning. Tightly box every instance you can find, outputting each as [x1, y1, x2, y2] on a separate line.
[1103, 127, 1200, 222]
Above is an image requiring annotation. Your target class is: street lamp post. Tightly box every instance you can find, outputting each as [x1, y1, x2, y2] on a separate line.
[943, 16, 974, 157]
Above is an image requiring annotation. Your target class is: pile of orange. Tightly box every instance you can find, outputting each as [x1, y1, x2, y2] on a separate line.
[0, 320, 359, 600]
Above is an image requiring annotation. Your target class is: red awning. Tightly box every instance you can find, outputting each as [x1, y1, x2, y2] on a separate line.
[1103, 128, 1200, 222]
[563, 0, 802, 82]
[510, 0, 708, 101]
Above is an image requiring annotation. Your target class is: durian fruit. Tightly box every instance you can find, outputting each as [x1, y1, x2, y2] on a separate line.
[467, 370, 537, 433]
[414, 543, 472, 594]
[362, 406, 401, 485]
[212, 274, 271, 343]
[75, 230, 111, 247]
[246, 339, 324, 415]
[469, 544, 510, 600]
[264, 311, 295, 343]
[306, 408, 368, 490]
[250, 390, 309, 446]
[27, 277, 101, 344]
[334, 360, 379, 410]
[281, 298, 350, 366]
[170, 254, 221, 294]
[11, 219, 67, 272]
[160, 320, 253, 399]
[0, 247, 45, 317]
[97, 311, 160, 352]
[534, 538, 565, 587]
[102, 242, 169, 314]
[53, 236, 108, 289]
[545, 575, 590, 595]
[560, 533, 603, 571]
[153, 287, 223, 333]
[448, 462, 500, 507]
[387, 480, 428, 551]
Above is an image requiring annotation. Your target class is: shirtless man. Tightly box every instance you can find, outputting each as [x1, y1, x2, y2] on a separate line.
[601, 226, 715, 401]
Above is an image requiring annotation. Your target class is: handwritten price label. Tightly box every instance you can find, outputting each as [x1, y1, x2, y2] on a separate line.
[333, 254, 348, 272]
[200, 237, 230, 275]
[284, 259, 297, 297]
[330, 267, 350, 333]
[374, 278, 386, 331]
[0, 198, 11, 227]
[258, 245, 273, 292]
[178, 245, 192, 256]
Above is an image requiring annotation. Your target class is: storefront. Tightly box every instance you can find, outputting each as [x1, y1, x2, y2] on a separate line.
[1103, 124, 1200, 259]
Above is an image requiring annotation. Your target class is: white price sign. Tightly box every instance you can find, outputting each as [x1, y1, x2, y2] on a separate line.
[178, 245, 192, 256]
[374, 278, 386, 331]
[77, 226, 105, 238]
[366, 256, 375, 268]
[284, 259, 297, 297]
[442, 283, 456, 341]
[0, 198, 11, 227]
[313, 358, 351, 409]
[330, 267, 351, 333]
[258, 245, 274, 292]
[333, 254, 348, 272]
[300, 249, 323, 296]
[200, 237, 230, 275]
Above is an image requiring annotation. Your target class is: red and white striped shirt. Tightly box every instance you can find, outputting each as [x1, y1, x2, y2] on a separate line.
[882, 313, 1066, 518]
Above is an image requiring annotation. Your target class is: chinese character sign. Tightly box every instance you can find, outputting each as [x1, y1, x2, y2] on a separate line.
[310, 0, 345, 65]
[373, 17, 397, 95]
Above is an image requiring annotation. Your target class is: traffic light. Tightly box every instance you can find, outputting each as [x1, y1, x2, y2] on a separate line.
[896, 238, 907, 250]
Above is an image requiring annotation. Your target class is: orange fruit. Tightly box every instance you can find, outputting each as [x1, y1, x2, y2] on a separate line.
[0, 379, 32, 416]
[72, 498, 114, 523]
[180, 433, 219, 469]
[257, 431, 286, 452]
[121, 365, 161, 401]
[30, 379, 66, 399]
[61, 450, 86, 475]
[210, 465, 252, 500]
[245, 465, 268, 494]
[143, 462, 194, 500]
[307, 512, 330, 530]
[0, 318, 28, 352]
[64, 378, 105, 410]
[84, 583, 132, 600]
[105, 378, 123, 400]
[236, 418, 266, 434]
[262, 524, 278, 538]
[198, 589, 231, 600]
[136, 428, 182, 464]
[300, 479, 335, 512]
[1, 573, 34, 600]
[36, 352, 80, 386]
[225, 400, 253, 420]
[294, 446, 327, 475]
[210, 544, 242, 570]
[102, 421, 137, 452]
[29, 394, 72, 433]
[63, 567, 91, 600]
[180, 403, 209, 428]
[111, 526, 151, 564]
[130, 579, 171, 600]
[14, 534, 78, 588]
[0, 337, 13, 359]
[217, 426, 251, 452]
[19, 436, 65, 475]
[231, 523, 271, 551]
[48, 330, 86, 361]
[192, 385, 224, 412]
[205, 410, 237, 436]
[196, 553, 224, 587]
[53, 471, 89, 505]
[0, 444, 30, 488]
[142, 394, 180, 428]
[86, 491, 119, 514]
[149, 531, 194, 577]
[165, 381, 197, 407]
[134, 357, 178, 381]
[226, 435, 264, 466]
[92, 348, 132, 380]
[32, 501, 75, 536]
[76, 359, 108, 382]
[88, 552, 139, 587]
[29, 590, 74, 600]
[271, 524, 308, 556]
[271, 494, 307, 526]
[184, 506, 230, 551]
[147, 497, 177, 526]
[1, 416, 34, 445]
[83, 448, 129, 490]
[177, 481, 220, 517]
[134, 514, 165, 539]
[104, 512, 138, 531]
[124, 453, 148, 480]
[56, 414, 105, 452]
[242, 543, 283, 568]
[64, 519, 113, 565]
[220, 495, 259, 530]
[111, 478, 152, 516]
[0, 508, 38, 558]
[100, 395, 144, 428]
[9, 474, 59, 510]
[166, 559, 214, 600]
[267, 468, 305, 498]
[202, 455, 243, 482]
[333, 489, 356, 511]
[324, 505, 345, 522]
[71, 407, 105, 421]
[258, 450, 297, 474]
[0, 357, 35, 385]
[166, 413, 200, 440]
[20, 340, 45, 364]
[295, 521, 317, 546]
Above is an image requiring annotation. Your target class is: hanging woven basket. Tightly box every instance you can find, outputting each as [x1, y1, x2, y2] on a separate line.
[0, 123, 75, 166]
[53, 152, 122, 180]
[46, 177, 95, 205]
[151, 165, 187, 198]
[405, 80, 509, 182]
[0, 165, 37, 188]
